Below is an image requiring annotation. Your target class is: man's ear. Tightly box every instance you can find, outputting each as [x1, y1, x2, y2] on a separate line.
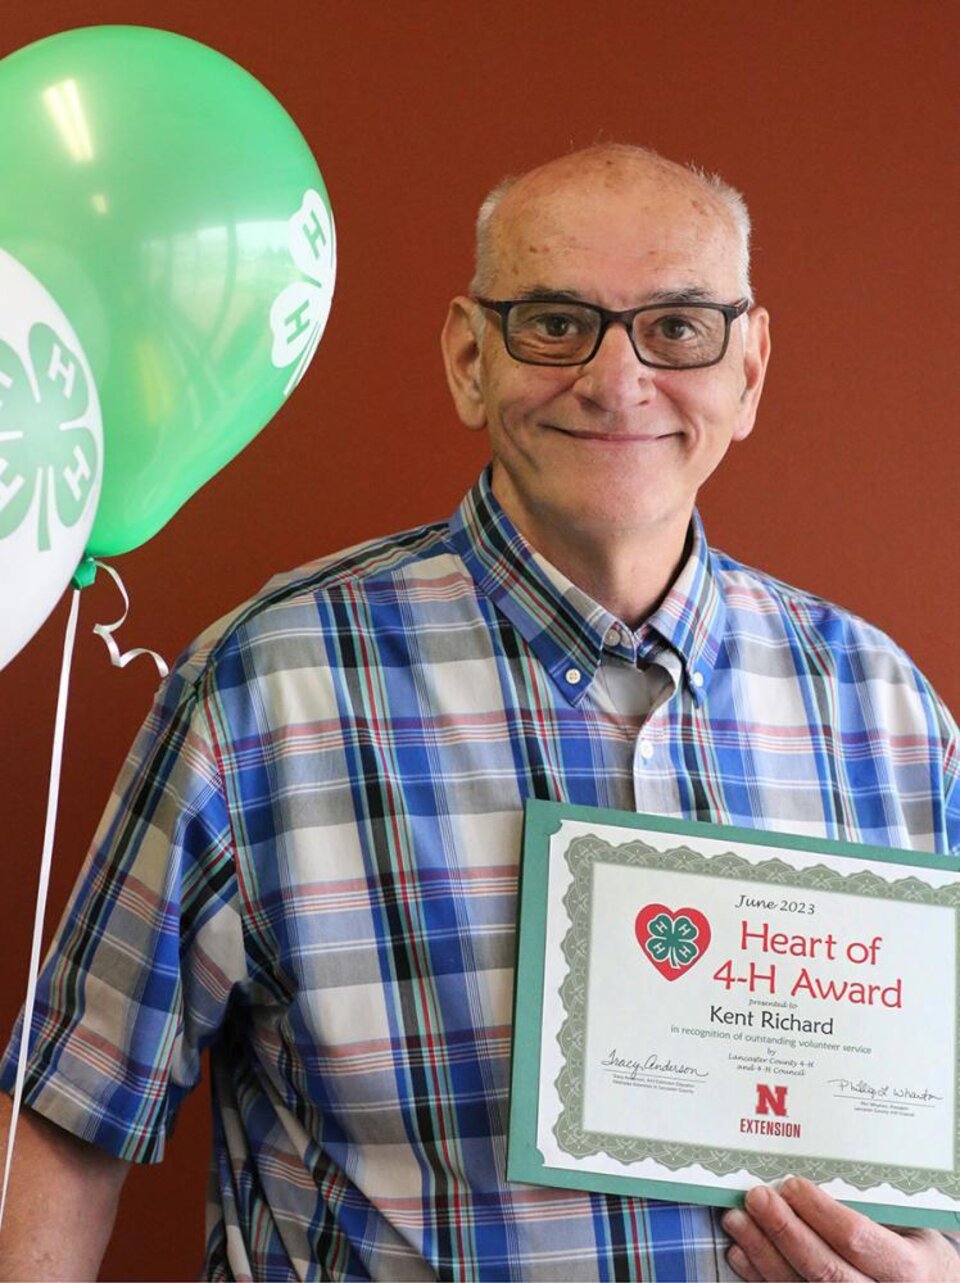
[441, 297, 488, 431]
[732, 306, 771, 442]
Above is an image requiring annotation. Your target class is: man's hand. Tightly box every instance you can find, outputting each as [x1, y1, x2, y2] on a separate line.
[722, 1178, 960, 1281]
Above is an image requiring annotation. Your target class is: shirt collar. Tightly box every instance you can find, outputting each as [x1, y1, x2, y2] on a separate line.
[448, 468, 726, 707]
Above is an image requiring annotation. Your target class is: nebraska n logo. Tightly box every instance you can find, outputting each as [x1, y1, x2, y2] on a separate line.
[755, 1084, 788, 1117]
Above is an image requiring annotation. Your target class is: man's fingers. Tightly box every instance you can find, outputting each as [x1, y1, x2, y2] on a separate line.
[722, 1205, 803, 1281]
[732, 1179, 960, 1282]
[736, 1184, 873, 1282]
[776, 1179, 923, 1279]
[726, 1240, 765, 1282]
[723, 1178, 960, 1282]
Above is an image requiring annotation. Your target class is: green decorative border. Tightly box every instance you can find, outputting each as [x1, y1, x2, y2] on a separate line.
[556, 833, 960, 1195]
[507, 799, 960, 1230]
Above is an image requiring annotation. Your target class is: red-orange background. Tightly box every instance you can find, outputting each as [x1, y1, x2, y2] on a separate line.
[2, 2, 957, 1277]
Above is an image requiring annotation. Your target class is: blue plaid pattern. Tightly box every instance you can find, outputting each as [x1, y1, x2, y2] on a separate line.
[3, 468, 957, 1281]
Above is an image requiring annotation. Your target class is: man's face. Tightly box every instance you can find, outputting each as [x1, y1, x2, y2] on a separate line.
[443, 161, 770, 566]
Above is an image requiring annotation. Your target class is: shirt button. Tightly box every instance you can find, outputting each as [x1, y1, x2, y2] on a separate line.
[565, 667, 583, 686]
[639, 739, 654, 761]
[605, 626, 622, 647]
[692, 671, 704, 688]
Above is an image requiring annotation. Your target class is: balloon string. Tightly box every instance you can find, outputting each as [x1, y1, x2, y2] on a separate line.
[0, 587, 81, 1230]
[91, 560, 168, 678]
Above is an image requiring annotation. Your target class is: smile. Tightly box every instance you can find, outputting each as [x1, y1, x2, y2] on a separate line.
[545, 425, 677, 444]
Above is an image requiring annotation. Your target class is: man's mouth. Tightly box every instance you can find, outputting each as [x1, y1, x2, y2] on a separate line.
[545, 424, 676, 444]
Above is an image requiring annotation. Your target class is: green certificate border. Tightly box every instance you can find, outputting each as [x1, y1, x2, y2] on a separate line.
[507, 799, 960, 1231]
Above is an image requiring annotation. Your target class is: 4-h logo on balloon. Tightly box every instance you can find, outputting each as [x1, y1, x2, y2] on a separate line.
[270, 189, 337, 397]
[0, 248, 102, 670]
[0, 325, 98, 551]
[635, 903, 712, 981]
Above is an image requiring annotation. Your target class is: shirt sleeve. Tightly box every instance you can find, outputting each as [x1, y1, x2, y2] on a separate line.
[945, 722, 960, 857]
[922, 669, 960, 857]
[0, 657, 248, 1163]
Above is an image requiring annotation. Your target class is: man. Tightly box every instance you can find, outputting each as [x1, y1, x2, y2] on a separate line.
[1, 144, 958, 1281]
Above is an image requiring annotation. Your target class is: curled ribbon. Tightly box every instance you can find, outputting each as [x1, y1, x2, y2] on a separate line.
[74, 557, 169, 678]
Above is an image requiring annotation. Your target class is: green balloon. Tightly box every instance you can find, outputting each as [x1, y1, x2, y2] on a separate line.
[0, 26, 335, 557]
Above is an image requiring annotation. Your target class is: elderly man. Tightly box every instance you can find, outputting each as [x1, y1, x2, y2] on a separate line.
[1, 144, 958, 1282]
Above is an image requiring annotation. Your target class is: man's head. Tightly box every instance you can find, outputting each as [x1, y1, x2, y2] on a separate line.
[470, 143, 754, 302]
[441, 144, 771, 581]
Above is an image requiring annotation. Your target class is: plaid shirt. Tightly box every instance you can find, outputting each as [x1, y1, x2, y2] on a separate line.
[4, 469, 958, 1282]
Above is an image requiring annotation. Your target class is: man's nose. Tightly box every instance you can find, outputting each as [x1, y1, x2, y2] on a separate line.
[572, 321, 655, 408]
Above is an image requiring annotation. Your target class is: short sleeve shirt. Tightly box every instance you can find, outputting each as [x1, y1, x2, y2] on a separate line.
[3, 470, 958, 1281]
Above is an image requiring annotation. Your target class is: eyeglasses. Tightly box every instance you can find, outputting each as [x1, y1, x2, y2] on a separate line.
[473, 295, 751, 369]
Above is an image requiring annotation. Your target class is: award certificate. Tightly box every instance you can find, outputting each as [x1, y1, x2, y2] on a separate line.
[507, 800, 960, 1229]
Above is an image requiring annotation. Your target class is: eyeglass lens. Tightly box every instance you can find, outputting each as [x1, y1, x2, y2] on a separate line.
[504, 301, 730, 367]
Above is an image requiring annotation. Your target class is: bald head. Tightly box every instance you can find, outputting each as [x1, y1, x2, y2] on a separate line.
[470, 143, 753, 300]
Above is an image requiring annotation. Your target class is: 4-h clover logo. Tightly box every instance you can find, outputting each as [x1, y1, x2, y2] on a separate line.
[270, 189, 337, 397]
[0, 247, 103, 669]
[0, 322, 99, 552]
[646, 912, 701, 966]
[635, 903, 712, 981]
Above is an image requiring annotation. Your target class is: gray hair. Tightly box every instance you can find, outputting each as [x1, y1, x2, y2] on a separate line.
[469, 143, 753, 302]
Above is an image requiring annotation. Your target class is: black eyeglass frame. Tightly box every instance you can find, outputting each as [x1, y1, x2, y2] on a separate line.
[473, 295, 752, 370]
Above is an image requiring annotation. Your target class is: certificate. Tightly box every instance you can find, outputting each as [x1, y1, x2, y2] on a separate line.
[507, 800, 960, 1230]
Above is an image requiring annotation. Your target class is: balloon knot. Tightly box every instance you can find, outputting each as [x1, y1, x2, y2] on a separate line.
[70, 556, 98, 591]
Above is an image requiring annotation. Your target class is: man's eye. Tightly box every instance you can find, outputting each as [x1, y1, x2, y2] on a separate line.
[531, 311, 580, 338]
[654, 314, 699, 341]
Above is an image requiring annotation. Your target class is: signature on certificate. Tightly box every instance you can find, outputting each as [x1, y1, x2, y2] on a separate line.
[601, 1049, 709, 1080]
[828, 1077, 943, 1104]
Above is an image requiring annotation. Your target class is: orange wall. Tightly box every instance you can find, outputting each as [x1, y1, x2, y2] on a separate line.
[1, 2, 957, 1277]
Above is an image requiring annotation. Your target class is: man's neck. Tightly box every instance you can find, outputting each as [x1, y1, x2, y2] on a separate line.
[536, 530, 690, 629]
[491, 490, 692, 629]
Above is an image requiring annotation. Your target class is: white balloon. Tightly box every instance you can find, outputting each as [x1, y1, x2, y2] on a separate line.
[0, 249, 102, 670]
